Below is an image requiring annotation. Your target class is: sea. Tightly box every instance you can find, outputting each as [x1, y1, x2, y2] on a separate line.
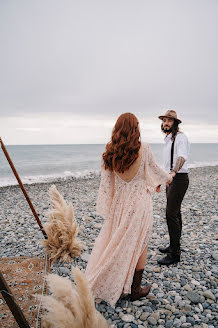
[0, 144, 218, 187]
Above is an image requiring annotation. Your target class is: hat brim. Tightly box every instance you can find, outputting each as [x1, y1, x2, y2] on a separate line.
[158, 115, 182, 124]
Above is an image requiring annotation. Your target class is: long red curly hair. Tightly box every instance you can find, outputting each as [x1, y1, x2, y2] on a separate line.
[103, 113, 141, 173]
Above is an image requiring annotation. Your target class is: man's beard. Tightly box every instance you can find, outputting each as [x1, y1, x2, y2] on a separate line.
[163, 127, 172, 133]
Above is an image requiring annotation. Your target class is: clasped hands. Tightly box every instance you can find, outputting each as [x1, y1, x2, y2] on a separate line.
[156, 171, 176, 193]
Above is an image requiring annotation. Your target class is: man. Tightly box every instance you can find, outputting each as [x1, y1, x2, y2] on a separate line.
[157, 110, 190, 265]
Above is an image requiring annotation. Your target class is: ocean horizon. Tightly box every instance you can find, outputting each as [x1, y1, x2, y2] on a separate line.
[0, 143, 218, 187]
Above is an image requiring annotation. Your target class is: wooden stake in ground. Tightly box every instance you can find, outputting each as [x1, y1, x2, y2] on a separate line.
[0, 137, 47, 239]
[0, 271, 30, 328]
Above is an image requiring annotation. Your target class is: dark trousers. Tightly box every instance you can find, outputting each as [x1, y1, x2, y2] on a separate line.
[166, 173, 189, 255]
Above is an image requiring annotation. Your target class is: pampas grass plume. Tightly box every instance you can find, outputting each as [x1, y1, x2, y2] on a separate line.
[37, 266, 109, 328]
[42, 185, 84, 263]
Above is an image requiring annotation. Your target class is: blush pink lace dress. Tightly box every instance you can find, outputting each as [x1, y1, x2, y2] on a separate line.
[85, 142, 170, 307]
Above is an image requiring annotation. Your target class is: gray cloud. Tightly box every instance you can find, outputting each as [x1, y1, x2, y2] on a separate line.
[0, 0, 217, 125]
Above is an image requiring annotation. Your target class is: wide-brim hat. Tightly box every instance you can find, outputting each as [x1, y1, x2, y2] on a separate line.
[158, 110, 182, 124]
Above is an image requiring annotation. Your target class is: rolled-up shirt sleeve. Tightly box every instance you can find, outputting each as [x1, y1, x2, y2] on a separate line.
[176, 134, 189, 161]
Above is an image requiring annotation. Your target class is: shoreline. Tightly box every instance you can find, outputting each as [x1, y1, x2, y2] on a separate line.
[0, 164, 217, 190]
[0, 165, 218, 327]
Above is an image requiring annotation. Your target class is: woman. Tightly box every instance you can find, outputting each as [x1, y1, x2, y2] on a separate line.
[85, 113, 173, 307]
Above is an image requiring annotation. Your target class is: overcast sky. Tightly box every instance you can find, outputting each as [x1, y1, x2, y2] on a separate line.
[0, 0, 217, 144]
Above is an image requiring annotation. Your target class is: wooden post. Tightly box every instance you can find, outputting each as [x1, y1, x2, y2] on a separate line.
[0, 271, 31, 328]
[0, 137, 47, 239]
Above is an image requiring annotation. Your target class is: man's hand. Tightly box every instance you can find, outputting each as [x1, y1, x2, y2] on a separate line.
[156, 185, 161, 193]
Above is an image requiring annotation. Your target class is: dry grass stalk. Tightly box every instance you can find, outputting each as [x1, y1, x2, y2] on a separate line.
[42, 185, 84, 263]
[37, 266, 109, 328]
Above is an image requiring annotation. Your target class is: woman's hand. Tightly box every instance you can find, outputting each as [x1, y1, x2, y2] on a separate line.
[156, 185, 161, 193]
[170, 171, 176, 179]
[166, 172, 175, 187]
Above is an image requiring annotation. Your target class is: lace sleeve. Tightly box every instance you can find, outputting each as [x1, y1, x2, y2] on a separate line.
[145, 144, 170, 193]
[96, 161, 115, 219]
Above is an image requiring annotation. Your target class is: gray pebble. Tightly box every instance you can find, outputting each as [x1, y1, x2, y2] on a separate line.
[147, 315, 157, 325]
[59, 267, 70, 275]
[165, 319, 174, 327]
[186, 291, 201, 304]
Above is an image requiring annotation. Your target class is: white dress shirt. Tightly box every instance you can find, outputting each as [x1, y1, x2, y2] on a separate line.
[163, 132, 190, 173]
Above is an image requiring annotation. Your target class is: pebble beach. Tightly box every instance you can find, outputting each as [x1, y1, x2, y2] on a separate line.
[0, 165, 218, 328]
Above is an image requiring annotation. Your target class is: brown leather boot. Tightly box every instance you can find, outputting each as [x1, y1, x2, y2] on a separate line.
[130, 269, 151, 301]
